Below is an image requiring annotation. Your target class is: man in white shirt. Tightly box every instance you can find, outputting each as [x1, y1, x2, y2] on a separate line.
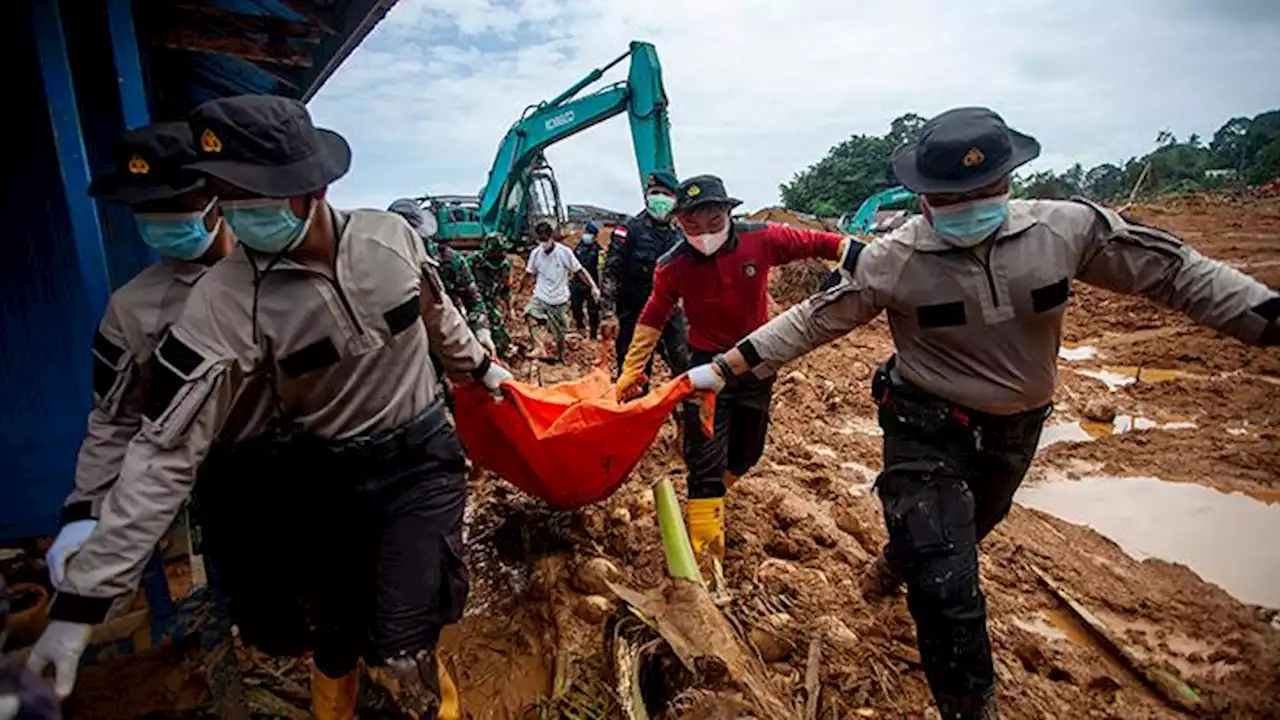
[522, 221, 601, 362]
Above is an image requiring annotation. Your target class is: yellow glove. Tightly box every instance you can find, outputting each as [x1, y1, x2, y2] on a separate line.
[687, 497, 726, 565]
[615, 324, 661, 401]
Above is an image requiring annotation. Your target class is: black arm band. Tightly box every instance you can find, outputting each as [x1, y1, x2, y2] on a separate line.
[736, 339, 763, 369]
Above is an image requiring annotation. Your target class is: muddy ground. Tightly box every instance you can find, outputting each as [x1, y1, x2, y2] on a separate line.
[60, 194, 1280, 718]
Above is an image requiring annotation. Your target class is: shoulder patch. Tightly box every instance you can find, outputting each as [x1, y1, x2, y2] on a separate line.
[143, 333, 206, 422]
[818, 240, 865, 292]
[384, 294, 422, 335]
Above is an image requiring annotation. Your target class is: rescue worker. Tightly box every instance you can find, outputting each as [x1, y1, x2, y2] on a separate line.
[44, 122, 235, 592]
[27, 96, 511, 720]
[603, 171, 691, 384]
[388, 199, 495, 355]
[615, 175, 849, 575]
[688, 107, 1280, 720]
[570, 222, 602, 339]
[467, 233, 514, 358]
[521, 221, 601, 362]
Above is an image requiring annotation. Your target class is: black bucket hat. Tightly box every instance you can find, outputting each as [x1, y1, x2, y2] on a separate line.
[674, 175, 742, 213]
[89, 122, 206, 205]
[891, 107, 1040, 194]
[185, 95, 351, 198]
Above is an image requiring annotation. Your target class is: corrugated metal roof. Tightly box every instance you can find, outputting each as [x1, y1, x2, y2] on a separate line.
[134, 0, 397, 118]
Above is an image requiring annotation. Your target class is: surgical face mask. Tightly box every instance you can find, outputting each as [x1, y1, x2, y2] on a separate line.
[646, 193, 676, 220]
[685, 225, 731, 256]
[222, 197, 315, 254]
[581, 233, 596, 244]
[134, 198, 219, 261]
[923, 193, 1010, 248]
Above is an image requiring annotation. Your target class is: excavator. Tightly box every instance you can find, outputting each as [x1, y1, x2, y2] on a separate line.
[839, 185, 915, 235]
[416, 41, 675, 248]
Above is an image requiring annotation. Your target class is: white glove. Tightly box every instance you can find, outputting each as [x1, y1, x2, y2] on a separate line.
[27, 620, 92, 700]
[481, 362, 514, 400]
[47, 519, 96, 587]
[688, 363, 726, 393]
[475, 327, 497, 357]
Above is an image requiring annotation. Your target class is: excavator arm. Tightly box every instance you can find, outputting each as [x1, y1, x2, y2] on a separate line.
[477, 41, 675, 237]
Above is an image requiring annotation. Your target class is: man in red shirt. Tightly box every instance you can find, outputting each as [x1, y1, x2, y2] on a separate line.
[616, 175, 849, 570]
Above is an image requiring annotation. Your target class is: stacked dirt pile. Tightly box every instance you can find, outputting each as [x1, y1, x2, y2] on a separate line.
[746, 207, 842, 233]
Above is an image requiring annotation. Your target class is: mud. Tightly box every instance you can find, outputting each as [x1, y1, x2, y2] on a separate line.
[58, 193, 1280, 718]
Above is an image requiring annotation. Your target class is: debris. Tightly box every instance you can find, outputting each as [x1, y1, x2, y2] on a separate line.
[803, 638, 822, 720]
[574, 595, 614, 624]
[573, 557, 623, 596]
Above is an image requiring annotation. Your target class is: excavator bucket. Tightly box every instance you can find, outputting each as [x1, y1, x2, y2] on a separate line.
[453, 369, 701, 510]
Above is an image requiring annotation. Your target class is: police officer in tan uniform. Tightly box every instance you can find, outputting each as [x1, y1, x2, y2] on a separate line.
[44, 123, 236, 593]
[683, 107, 1279, 720]
[28, 96, 511, 720]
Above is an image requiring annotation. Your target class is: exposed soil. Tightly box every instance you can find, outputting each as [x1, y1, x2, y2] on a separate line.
[50, 193, 1280, 718]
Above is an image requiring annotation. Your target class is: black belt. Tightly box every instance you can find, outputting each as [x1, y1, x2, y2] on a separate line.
[874, 358, 1050, 450]
[324, 400, 450, 465]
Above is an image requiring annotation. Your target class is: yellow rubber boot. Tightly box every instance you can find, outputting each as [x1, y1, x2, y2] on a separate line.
[687, 497, 725, 565]
[312, 665, 358, 720]
[437, 650, 460, 720]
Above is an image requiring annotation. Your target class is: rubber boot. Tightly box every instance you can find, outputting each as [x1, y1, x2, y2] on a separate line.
[437, 649, 461, 720]
[311, 665, 358, 720]
[860, 552, 904, 599]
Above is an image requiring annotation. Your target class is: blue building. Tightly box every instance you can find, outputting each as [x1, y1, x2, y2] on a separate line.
[1, 0, 397, 540]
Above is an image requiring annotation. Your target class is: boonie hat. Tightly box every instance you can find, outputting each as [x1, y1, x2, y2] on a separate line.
[674, 175, 742, 213]
[891, 107, 1040, 194]
[186, 95, 351, 197]
[89, 122, 205, 205]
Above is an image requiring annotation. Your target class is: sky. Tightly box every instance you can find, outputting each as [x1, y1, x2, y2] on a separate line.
[309, 0, 1280, 214]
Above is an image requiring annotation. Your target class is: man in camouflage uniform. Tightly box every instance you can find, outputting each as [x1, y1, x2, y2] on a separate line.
[467, 233, 514, 358]
[389, 199, 495, 356]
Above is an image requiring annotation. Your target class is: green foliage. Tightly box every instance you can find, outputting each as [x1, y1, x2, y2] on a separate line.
[782, 109, 1280, 211]
[779, 113, 925, 215]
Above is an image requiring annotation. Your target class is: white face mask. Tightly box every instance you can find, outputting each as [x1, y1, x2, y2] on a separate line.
[686, 225, 730, 256]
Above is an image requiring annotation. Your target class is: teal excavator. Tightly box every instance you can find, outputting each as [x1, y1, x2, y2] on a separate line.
[416, 41, 674, 248]
[839, 185, 916, 235]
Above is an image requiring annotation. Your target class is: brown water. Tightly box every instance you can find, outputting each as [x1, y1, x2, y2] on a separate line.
[1017, 476, 1280, 608]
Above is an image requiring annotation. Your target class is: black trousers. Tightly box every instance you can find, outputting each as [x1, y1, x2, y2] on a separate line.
[197, 408, 469, 678]
[683, 349, 773, 499]
[873, 368, 1046, 712]
[570, 281, 600, 338]
[615, 307, 692, 379]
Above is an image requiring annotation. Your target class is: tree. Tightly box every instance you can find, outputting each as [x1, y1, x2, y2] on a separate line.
[1209, 116, 1251, 170]
[1083, 163, 1126, 201]
[780, 114, 923, 214]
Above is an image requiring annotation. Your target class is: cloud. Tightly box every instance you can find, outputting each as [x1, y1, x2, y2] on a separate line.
[310, 0, 1280, 213]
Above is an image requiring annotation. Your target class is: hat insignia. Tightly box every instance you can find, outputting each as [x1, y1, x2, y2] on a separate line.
[962, 147, 985, 167]
[687, 185, 701, 197]
[200, 129, 223, 153]
[127, 154, 150, 175]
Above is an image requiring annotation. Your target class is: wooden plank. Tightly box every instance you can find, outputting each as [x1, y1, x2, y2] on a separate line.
[1030, 564, 1202, 712]
[146, 3, 324, 43]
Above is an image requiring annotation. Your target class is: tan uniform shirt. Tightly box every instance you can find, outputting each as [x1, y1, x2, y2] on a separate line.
[743, 199, 1278, 415]
[53, 208, 487, 621]
[66, 260, 210, 522]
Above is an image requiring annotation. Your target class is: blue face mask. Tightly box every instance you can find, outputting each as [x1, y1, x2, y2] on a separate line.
[222, 198, 314, 254]
[924, 193, 1010, 247]
[134, 198, 219, 261]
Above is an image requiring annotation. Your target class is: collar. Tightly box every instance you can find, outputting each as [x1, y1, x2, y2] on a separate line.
[911, 202, 1039, 253]
[163, 256, 213, 285]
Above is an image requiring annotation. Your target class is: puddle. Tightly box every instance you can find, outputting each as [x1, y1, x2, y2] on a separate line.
[1037, 415, 1196, 450]
[1017, 476, 1280, 608]
[1058, 344, 1099, 361]
[1079, 365, 1280, 390]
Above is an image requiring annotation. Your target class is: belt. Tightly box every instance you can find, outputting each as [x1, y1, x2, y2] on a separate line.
[324, 400, 450, 465]
[874, 359, 1050, 449]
